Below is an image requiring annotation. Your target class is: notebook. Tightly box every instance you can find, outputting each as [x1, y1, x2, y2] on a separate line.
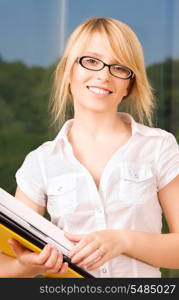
[0, 187, 94, 278]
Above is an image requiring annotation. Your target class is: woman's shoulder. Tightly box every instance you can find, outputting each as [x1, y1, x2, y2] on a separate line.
[137, 123, 175, 138]
[122, 112, 177, 141]
[136, 123, 178, 150]
[28, 120, 74, 158]
[31, 135, 64, 158]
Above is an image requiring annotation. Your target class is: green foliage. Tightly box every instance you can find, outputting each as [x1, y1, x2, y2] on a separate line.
[0, 58, 56, 194]
[147, 58, 179, 140]
[0, 56, 179, 277]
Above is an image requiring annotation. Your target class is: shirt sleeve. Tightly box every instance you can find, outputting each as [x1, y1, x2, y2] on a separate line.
[15, 148, 47, 206]
[156, 132, 179, 190]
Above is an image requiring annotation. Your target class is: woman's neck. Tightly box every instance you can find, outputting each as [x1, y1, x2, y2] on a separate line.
[68, 111, 130, 143]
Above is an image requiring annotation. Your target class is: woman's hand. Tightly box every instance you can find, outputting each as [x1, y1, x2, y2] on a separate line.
[65, 229, 129, 271]
[8, 238, 68, 277]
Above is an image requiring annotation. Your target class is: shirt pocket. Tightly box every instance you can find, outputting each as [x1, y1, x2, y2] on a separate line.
[117, 164, 155, 205]
[47, 175, 78, 217]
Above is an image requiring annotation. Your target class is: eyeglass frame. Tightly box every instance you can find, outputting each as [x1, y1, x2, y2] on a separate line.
[75, 56, 135, 80]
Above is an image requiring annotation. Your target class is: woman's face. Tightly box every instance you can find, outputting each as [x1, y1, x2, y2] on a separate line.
[69, 32, 130, 114]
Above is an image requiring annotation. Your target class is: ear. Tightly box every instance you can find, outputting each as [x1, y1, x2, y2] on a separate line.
[123, 87, 129, 97]
[123, 78, 135, 99]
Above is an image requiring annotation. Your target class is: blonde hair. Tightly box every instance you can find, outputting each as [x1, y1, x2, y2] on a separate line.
[50, 17, 155, 127]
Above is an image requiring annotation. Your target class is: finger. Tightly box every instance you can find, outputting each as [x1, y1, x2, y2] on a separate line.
[68, 242, 86, 258]
[78, 248, 102, 267]
[64, 232, 83, 242]
[87, 255, 107, 270]
[68, 242, 86, 259]
[46, 251, 64, 274]
[8, 238, 29, 257]
[53, 252, 64, 273]
[71, 243, 97, 264]
[55, 262, 68, 276]
[36, 244, 52, 265]
[44, 246, 59, 270]
[68, 236, 93, 258]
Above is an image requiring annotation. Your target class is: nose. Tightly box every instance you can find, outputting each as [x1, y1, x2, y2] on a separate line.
[95, 65, 110, 80]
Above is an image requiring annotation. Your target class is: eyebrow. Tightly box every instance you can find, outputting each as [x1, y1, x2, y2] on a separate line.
[83, 52, 102, 57]
[82, 52, 119, 64]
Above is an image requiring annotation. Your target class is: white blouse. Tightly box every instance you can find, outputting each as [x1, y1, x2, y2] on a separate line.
[15, 113, 179, 278]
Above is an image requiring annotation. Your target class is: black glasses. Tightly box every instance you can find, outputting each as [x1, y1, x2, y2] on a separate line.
[76, 56, 135, 79]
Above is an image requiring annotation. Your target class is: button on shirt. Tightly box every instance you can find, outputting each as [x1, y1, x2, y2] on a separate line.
[15, 113, 179, 278]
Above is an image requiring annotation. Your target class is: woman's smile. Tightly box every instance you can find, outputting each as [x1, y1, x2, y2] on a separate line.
[87, 85, 112, 97]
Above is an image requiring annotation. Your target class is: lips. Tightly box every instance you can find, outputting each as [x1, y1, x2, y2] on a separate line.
[87, 86, 112, 95]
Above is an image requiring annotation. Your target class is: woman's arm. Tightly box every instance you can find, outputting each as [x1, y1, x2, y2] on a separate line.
[124, 175, 179, 269]
[15, 186, 46, 215]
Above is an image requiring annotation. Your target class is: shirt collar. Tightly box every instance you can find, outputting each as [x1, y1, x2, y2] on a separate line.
[129, 114, 162, 137]
[51, 119, 73, 152]
[55, 119, 73, 141]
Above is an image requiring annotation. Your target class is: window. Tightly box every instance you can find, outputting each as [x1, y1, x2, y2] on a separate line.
[0, 0, 178, 278]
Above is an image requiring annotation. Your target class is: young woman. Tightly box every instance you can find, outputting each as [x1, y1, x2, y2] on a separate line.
[1, 17, 179, 278]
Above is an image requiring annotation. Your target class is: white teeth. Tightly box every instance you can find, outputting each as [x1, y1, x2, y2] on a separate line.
[88, 87, 110, 95]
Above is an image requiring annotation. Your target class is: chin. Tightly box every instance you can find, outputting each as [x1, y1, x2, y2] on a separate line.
[75, 96, 114, 113]
[83, 103, 111, 114]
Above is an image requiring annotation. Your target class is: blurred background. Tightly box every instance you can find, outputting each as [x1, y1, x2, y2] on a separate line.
[0, 0, 178, 277]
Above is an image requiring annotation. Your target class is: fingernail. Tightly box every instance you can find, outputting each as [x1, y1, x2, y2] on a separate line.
[45, 244, 51, 250]
[71, 256, 78, 263]
[51, 245, 57, 250]
[78, 263, 83, 267]
[68, 251, 74, 258]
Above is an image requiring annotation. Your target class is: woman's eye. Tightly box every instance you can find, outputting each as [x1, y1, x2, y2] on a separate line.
[113, 65, 128, 74]
[113, 65, 122, 71]
[87, 59, 98, 65]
